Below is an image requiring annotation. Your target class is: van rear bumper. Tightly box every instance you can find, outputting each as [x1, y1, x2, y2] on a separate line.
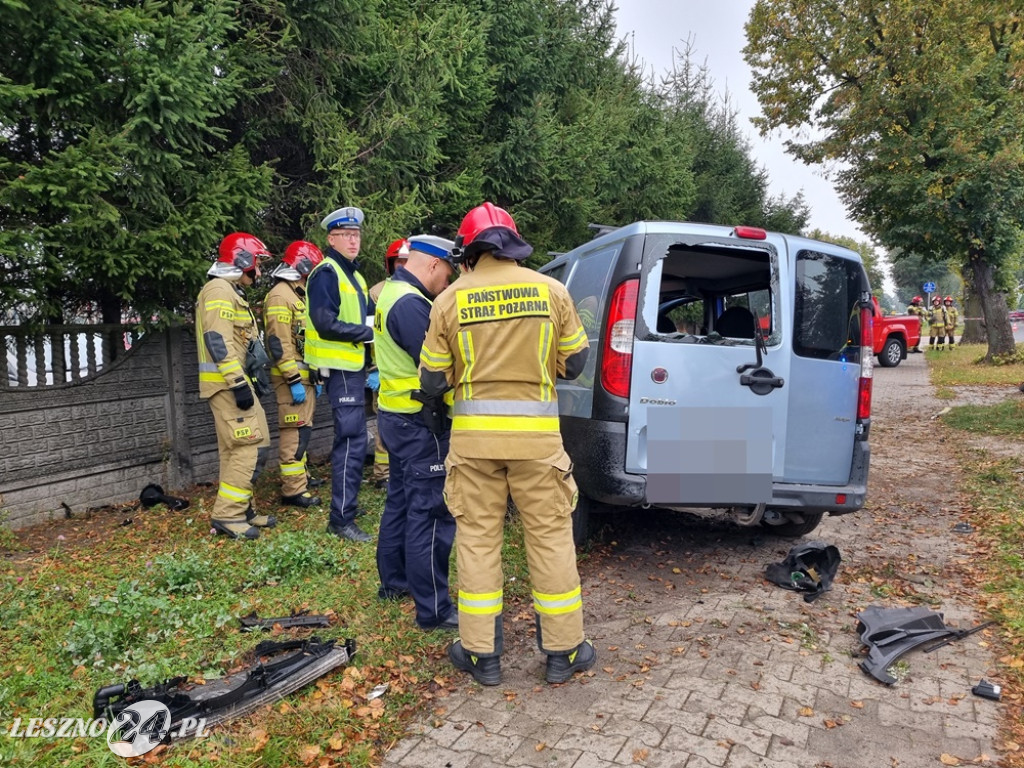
[562, 416, 870, 514]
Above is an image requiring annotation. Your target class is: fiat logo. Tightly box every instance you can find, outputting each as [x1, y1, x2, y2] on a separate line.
[651, 368, 668, 383]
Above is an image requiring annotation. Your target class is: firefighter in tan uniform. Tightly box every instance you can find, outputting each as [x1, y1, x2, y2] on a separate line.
[265, 241, 324, 508]
[943, 296, 959, 349]
[419, 202, 595, 686]
[906, 296, 926, 352]
[366, 239, 410, 489]
[196, 233, 275, 539]
[927, 296, 948, 350]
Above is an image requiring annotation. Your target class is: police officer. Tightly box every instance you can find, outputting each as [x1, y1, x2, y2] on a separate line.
[906, 296, 926, 352]
[265, 241, 324, 508]
[374, 235, 459, 629]
[305, 207, 373, 542]
[195, 233, 275, 539]
[928, 295, 948, 350]
[420, 202, 596, 686]
[943, 296, 959, 349]
[366, 239, 411, 490]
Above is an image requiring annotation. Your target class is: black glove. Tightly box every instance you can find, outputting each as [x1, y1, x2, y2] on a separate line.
[411, 390, 449, 436]
[231, 382, 255, 411]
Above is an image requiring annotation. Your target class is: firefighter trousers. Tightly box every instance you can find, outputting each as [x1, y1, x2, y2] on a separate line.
[326, 368, 367, 528]
[207, 387, 270, 523]
[376, 410, 455, 627]
[445, 447, 583, 656]
[273, 379, 316, 496]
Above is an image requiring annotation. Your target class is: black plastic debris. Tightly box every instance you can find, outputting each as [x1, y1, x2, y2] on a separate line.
[239, 611, 331, 631]
[972, 679, 1002, 701]
[952, 522, 974, 534]
[856, 605, 956, 685]
[139, 483, 190, 511]
[764, 541, 841, 603]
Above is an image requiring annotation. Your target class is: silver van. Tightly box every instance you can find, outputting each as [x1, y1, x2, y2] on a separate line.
[540, 221, 873, 542]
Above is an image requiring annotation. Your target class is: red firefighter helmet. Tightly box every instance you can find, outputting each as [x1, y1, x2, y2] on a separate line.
[272, 240, 323, 281]
[451, 202, 531, 263]
[944, 295, 954, 303]
[212, 232, 270, 277]
[911, 296, 922, 304]
[932, 296, 942, 304]
[385, 238, 410, 276]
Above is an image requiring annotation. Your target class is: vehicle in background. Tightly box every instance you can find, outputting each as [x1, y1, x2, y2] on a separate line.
[871, 297, 920, 368]
[541, 221, 873, 543]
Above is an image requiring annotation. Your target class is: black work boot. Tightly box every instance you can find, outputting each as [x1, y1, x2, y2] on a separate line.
[326, 521, 372, 542]
[545, 640, 597, 684]
[244, 506, 277, 528]
[448, 641, 501, 686]
[281, 492, 322, 508]
[211, 519, 260, 540]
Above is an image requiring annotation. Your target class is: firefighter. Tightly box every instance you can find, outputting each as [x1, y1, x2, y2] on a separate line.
[195, 233, 275, 539]
[419, 202, 596, 686]
[943, 296, 959, 349]
[906, 296, 926, 352]
[366, 239, 411, 490]
[265, 241, 324, 508]
[927, 295, 948, 350]
[374, 235, 459, 629]
[305, 206, 374, 543]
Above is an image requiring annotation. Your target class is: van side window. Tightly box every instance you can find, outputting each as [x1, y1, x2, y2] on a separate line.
[794, 251, 867, 362]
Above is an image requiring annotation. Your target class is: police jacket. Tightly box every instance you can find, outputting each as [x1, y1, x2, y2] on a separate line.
[304, 249, 371, 371]
[374, 268, 434, 413]
[264, 280, 309, 385]
[419, 253, 589, 460]
[195, 277, 258, 399]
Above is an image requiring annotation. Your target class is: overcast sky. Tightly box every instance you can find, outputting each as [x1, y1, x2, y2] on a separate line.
[612, 1, 866, 244]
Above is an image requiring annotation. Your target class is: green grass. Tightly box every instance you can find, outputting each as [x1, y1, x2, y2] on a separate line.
[0, 471, 532, 767]
[942, 399, 1024, 436]
[924, 342, 1024, 387]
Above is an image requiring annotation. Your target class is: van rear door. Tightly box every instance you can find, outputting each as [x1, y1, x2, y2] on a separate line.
[625, 227, 789, 507]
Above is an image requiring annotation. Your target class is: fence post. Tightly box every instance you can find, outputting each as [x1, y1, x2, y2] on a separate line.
[164, 326, 194, 489]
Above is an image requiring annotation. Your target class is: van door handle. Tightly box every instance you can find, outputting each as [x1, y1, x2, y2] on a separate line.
[739, 367, 784, 396]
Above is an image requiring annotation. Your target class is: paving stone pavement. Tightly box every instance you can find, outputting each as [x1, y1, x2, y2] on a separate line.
[383, 352, 1004, 768]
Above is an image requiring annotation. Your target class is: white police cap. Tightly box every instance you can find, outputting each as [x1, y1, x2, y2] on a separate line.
[321, 206, 364, 232]
[408, 234, 455, 263]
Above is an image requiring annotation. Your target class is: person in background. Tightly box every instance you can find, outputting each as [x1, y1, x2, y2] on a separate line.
[943, 296, 959, 349]
[419, 202, 596, 686]
[304, 206, 373, 542]
[927, 295, 948, 350]
[366, 238, 410, 490]
[195, 233, 275, 540]
[265, 241, 324, 509]
[374, 235, 459, 629]
[906, 296, 926, 353]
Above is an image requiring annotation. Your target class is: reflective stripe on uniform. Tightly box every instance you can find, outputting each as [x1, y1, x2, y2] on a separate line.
[558, 324, 587, 353]
[538, 323, 554, 402]
[457, 330, 476, 400]
[419, 342, 452, 369]
[218, 482, 252, 504]
[453, 400, 558, 416]
[458, 589, 503, 616]
[532, 586, 582, 616]
[452, 414, 560, 432]
[280, 461, 306, 478]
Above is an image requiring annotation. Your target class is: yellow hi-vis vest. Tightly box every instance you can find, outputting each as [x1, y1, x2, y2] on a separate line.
[374, 280, 426, 413]
[303, 256, 368, 371]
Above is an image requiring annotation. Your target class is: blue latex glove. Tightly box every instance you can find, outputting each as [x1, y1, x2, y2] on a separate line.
[315, 384, 323, 398]
[289, 381, 306, 404]
[366, 370, 380, 391]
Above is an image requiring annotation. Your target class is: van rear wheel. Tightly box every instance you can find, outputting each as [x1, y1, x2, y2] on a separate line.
[762, 511, 824, 538]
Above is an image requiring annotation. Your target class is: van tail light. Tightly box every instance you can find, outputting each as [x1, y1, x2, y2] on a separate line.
[733, 225, 767, 240]
[857, 305, 873, 421]
[600, 279, 639, 398]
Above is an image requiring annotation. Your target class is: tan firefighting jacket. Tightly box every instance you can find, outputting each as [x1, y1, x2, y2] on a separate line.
[195, 277, 258, 399]
[264, 280, 309, 385]
[420, 254, 588, 460]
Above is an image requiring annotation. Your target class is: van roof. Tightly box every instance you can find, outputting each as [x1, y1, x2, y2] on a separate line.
[581, 221, 863, 263]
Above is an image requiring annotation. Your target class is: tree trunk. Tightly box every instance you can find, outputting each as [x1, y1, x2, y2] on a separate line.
[968, 250, 1017, 360]
[959, 274, 986, 344]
